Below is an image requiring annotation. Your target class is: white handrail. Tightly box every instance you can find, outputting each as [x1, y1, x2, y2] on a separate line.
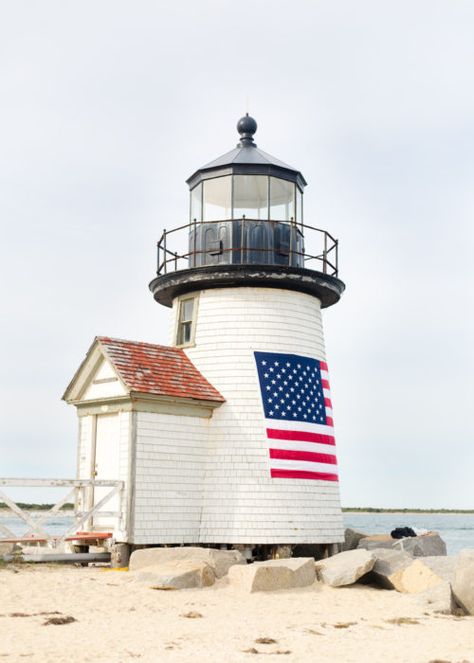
[0, 478, 124, 546]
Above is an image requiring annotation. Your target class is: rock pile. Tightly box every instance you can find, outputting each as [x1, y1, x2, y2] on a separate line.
[316, 528, 470, 616]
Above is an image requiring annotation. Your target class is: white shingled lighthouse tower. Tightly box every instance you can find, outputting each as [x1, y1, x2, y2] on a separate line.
[149, 115, 346, 550]
[64, 115, 345, 557]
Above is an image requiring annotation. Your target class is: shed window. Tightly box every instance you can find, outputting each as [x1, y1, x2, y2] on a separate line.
[177, 297, 195, 345]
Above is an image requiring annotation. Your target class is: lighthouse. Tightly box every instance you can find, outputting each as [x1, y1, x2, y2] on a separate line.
[64, 115, 345, 557]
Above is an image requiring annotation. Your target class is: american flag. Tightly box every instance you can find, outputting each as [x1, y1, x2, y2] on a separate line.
[254, 351, 338, 481]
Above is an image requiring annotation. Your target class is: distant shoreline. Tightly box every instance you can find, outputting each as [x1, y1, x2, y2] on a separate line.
[0, 503, 473, 514]
[342, 508, 474, 514]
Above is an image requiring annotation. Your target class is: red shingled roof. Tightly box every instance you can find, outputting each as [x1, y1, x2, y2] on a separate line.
[97, 337, 224, 403]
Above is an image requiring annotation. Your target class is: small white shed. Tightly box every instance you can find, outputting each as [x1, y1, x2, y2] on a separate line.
[63, 336, 224, 545]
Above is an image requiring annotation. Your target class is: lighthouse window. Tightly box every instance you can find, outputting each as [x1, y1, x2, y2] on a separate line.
[269, 177, 295, 222]
[233, 175, 269, 220]
[177, 297, 196, 346]
[203, 176, 232, 221]
[190, 183, 202, 222]
[296, 187, 303, 224]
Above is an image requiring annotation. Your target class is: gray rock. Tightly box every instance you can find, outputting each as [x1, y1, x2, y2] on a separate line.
[452, 549, 474, 615]
[315, 549, 375, 587]
[228, 557, 315, 592]
[369, 548, 413, 590]
[129, 546, 245, 578]
[393, 532, 447, 557]
[416, 580, 457, 614]
[418, 556, 456, 583]
[358, 535, 395, 551]
[343, 528, 368, 552]
[393, 556, 456, 593]
[133, 560, 215, 589]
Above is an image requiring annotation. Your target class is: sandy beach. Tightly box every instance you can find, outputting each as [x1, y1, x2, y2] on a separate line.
[1, 564, 473, 663]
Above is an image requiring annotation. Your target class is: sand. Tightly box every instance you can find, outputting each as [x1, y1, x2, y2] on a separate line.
[0, 564, 473, 663]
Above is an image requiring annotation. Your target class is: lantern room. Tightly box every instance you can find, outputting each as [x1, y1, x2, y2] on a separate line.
[186, 114, 306, 269]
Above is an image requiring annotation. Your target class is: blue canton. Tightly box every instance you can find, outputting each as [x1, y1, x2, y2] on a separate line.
[254, 352, 327, 424]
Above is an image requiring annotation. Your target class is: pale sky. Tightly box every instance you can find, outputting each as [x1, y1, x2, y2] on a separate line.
[1, 1, 473, 507]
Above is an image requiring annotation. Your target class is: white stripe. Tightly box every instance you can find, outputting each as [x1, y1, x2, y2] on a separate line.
[264, 418, 334, 437]
[269, 438, 338, 458]
[321, 370, 329, 381]
[323, 388, 331, 399]
[270, 458, 339, 474]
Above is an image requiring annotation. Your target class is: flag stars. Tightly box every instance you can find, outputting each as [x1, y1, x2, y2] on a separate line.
[256, 353, 329, 426]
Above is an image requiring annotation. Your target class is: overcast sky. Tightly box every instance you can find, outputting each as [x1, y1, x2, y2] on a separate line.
[1, 1, 473, 508]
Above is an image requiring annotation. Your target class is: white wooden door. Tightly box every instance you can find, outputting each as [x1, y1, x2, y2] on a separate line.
[92, 413, 120, 529]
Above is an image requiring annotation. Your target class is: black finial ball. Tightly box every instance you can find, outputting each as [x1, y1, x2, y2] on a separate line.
[237, 114, 257, 138]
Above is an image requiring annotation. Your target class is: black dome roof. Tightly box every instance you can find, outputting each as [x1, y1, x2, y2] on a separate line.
[186, 115, 306, 190]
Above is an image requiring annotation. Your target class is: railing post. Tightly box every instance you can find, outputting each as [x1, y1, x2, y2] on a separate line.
[157, 241, 160, 275]
[240, 215, 245, 264]
[163, 229, 167, 274]
[289, 216, 294, 267]
[174, 251, 178, 271]
[323, 232, 328, 274]
[335, 239, 339, 277]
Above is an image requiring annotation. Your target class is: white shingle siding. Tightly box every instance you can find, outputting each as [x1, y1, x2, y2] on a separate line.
[73, 286, 343, 545]
[182, 287, 343, 544]
[132, 412, 209, 544]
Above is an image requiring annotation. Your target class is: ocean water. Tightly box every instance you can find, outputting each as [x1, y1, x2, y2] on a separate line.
[344, 512, 474, 555]
[1, 511, 474, 555]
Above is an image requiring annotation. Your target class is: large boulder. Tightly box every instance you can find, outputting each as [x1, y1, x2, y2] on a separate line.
[129, 546, 245, 578]
[358, 534, 396, 551]
[393, 532, 447, 557]
[343, 528, 368, 552]
[369, 548, 413, 590]
[132, 560, 215, 589]
[394, 556, 456, 593]
[452, 549, 474, 615]
[315, 549, 375, 587]
[416, 581, 457, 615]
[358, 532, 447, 557]
[228, 557, 315, 592]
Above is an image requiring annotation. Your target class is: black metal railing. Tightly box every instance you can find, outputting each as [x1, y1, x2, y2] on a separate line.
[155, 218, 339, 277]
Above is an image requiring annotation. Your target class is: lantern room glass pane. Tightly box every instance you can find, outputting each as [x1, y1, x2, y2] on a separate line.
[296, 187, 303, 223]
[190, 183, 202, 221]
[203, 176, 232, 221]
[233, 175, 269, 220]
[269, 177, 295, 222]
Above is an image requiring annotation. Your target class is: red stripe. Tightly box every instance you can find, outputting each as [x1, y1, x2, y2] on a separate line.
[266, 428, 335, 446]
[322, 379, 330, 390]
[324, 397, 332, 408]
[270, 448, 337, 465]
[325, 417, 334, 427]
[271, 469, 338, 481]
[320, 361, 328, 371]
